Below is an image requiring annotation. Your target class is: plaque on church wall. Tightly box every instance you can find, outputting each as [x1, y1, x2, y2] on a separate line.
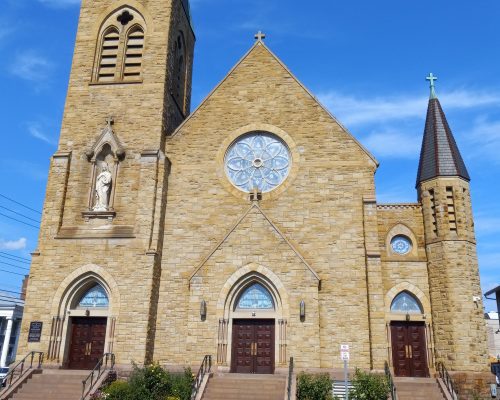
[28, 321, 43, 342]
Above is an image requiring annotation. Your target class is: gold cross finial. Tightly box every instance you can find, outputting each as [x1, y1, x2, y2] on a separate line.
[254, 31, 266, 41]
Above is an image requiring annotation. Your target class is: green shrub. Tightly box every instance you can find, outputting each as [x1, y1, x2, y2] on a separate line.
[102, 380, 134, 400]
[349, 369, 389, 400]
[102, 364, 194, 400]
[297, 372, 334, 400]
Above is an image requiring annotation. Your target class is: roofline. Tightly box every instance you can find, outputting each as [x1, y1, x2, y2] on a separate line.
[485, 286, 500, 298]
[168, 39, 379, 166]
[416, 175, 470, 188]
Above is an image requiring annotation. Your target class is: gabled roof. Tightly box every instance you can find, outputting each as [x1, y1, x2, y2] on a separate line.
[170, 39, 378, 166]
[416, 97, 470, 186]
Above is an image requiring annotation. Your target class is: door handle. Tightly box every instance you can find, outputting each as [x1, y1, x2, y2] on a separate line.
[409, 345, 413, 359]
[254, 342, 258, 356]
[250, 343, 254, 356]
[405, 345, 409, 359]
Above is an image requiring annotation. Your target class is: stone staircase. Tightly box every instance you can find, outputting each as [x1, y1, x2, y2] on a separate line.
[202, 373, 287, 400]
[393, 377, 448, 400]
[8, 369, 88, 400]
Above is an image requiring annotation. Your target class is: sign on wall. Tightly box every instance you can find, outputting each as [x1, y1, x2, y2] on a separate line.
[28, 321, 43, 343]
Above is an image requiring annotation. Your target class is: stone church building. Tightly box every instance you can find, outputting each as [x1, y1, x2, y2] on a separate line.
[17, 0, 493, 396]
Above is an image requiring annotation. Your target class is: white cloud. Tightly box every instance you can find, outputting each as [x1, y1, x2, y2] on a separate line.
[27, 123, 56, 145]
[464, 116, 500, 163]
[317, 90, 500, 126]
[360, 131, 421, 159]
[10, 51, 53, 82]
[37, 0, 81, 7]
[0, 238, 27, 251]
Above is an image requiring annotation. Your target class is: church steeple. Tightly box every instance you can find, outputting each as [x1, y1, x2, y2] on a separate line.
[416, 74, 470, 186]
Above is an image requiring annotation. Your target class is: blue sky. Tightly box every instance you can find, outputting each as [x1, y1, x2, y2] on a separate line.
[0, 0, 498, 310]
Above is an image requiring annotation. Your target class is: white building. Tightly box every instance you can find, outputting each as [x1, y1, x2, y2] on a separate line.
[486, 312, 500, 360]
[0, 300, 23, 368]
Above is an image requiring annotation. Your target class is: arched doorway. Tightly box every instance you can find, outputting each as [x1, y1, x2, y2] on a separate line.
[231, 283, 276, 374]
[65, 283, 109, 369]
[389, 291, 429, 377]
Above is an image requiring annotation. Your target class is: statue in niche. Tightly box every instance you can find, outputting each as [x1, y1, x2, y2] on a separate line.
[93, 163, 112, 211]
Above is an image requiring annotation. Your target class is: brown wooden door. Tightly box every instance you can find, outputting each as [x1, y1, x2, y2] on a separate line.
[231, 319, 274, 374]
[391, 322, 429, 377]
[68, 317, 107, 370]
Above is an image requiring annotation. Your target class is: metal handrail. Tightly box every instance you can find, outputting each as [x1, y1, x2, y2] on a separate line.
[436, 361, 459, 400]
[287, 357, 294, 400]
[384, 361, 397, 400]
[81, 353, 115, 400]
[0, 351, 44, 395]
[191, 355, 211, 400]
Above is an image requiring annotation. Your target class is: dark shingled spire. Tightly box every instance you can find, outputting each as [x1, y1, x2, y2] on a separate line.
[416, 96, 470, 187]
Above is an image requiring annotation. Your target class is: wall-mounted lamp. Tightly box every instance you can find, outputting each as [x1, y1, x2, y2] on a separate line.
[200, 300, 207, 321]
[300, 300, 306, 322]
[405, 313, 410, 322]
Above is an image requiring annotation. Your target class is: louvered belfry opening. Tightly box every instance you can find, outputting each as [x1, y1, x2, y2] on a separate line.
[97, 27, 120, 82]
[123, 26, 144, 81]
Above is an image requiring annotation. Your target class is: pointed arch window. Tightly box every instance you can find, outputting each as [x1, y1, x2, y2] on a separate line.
[93, 8, 146, 83]
[97, 27, 120, 82]
[390, 291, 423, 314]
[78, 284, 109, 308]
[123, 26, 144, 81]
[236, 283, 274, 310]
[172, 32, 187, 113]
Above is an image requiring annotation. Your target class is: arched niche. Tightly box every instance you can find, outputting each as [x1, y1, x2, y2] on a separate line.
[84, 119, 125, 220]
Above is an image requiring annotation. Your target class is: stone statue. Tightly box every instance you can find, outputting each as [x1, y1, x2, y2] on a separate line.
[93, 163, 112, 211]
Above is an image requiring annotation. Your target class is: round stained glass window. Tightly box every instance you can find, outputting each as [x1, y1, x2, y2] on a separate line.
[225, 132, 291, 193]
[390, 235, 412, 255]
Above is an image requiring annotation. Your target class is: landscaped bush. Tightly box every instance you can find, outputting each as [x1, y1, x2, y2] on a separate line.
[94, 363, 193, 400]
[297, 372, 335, 400]
[349, 368, 390, 400]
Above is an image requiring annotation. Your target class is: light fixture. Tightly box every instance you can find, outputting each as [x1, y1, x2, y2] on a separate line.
[300, 300, 306, 321]
[200, 300, 207, 320]
[405, 313, 410, 322]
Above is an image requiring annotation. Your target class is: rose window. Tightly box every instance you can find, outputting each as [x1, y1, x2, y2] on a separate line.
[225, 132, 291, 193]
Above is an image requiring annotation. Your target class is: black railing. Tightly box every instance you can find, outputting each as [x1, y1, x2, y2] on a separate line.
[287, 357, 294, 400]
[384, 361, 397, 400]
[0, 351, 44, 396]
[436, 361, 458, 400]
[191, 355, 211, 400]
[81, 353, 115, 400]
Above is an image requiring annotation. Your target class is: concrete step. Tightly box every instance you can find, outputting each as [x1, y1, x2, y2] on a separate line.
[10, 369, 90, 400]
[202, 374, 286, 400]
[393, 377, 446, 400]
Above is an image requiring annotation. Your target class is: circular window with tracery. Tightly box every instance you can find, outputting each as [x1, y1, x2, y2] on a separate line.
[390, 235, 412, 255]
[224, 132, 291, 193]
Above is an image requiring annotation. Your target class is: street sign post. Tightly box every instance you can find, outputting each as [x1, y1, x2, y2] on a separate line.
[340, 345, 350, 400]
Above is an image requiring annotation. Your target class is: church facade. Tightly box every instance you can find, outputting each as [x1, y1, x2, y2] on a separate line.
[18, 0, 493, 396]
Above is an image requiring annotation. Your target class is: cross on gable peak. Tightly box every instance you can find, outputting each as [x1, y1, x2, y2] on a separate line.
[254, 31, 266, 42]
[105, 117, 114, 128]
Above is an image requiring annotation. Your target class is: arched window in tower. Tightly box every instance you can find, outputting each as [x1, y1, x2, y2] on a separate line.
[172, 32, 187, 113]
[97, 27, 120, 82]
[78, 284, 109, 308]
[390, 291, 423, 314]
[123, 25, 145, 81]
[236, 283, 274, 310]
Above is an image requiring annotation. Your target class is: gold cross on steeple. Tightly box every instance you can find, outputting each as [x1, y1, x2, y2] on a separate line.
[254, 31, 266, 42]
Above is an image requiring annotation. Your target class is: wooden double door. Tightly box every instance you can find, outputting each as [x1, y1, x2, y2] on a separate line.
[391, 321, 429, 377]
[231, 319, 275, 374]
[67, 317, 107, 370]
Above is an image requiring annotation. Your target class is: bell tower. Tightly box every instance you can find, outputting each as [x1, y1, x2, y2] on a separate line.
[417, 74, 488, 372]
[18, 0, 195, 367]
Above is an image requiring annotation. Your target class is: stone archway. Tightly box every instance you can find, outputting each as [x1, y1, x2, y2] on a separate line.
[47, 265, 119, 367]
[215, 263, 289, 372]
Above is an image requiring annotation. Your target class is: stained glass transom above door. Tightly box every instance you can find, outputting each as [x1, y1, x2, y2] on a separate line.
[225, 132, 291, 193]
[236, 283, 274, 310]
[390, 291, 423, 314]
[78, 284, 109, 308]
